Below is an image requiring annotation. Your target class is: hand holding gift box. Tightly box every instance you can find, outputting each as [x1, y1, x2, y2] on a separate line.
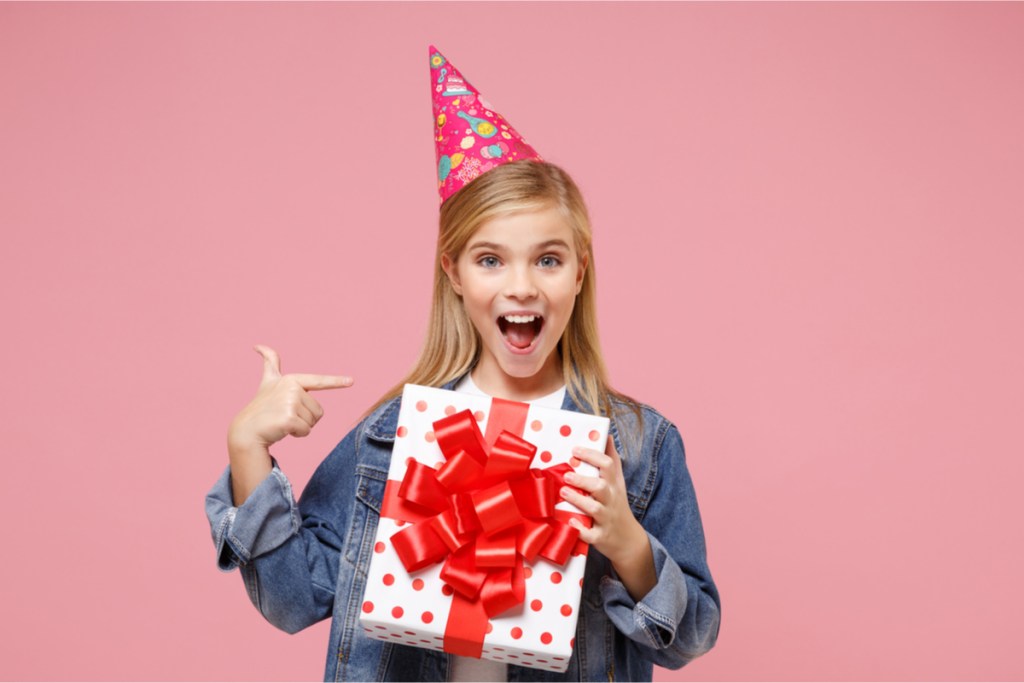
[360, 384, 610, 673]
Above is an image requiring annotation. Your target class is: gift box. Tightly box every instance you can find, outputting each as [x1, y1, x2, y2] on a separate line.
[359, 383, 609, 673]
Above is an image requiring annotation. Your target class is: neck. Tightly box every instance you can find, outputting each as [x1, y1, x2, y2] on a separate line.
[470, 354, 564, 403]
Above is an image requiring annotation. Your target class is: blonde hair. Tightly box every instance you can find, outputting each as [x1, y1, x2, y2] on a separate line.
[362, 160, 643, 450]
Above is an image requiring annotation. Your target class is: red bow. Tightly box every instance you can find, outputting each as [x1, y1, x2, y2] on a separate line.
[380, 405, 589, 657]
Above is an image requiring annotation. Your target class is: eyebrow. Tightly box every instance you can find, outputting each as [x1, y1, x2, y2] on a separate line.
[466, 239, 572, 252]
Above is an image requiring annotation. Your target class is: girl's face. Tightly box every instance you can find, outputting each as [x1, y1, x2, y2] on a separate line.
[442, 205, 587, 397]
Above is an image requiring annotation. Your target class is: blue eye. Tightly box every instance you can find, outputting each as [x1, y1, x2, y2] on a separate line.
[538, 255, 561, 268]
[479, 256, 500, 268]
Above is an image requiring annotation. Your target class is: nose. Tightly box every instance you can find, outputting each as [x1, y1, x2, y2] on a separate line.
[503, 262, 539, 301]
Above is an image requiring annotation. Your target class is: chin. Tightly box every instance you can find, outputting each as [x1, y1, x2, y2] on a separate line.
[499, 360, 544, 378]
[496, 345, 556, 379]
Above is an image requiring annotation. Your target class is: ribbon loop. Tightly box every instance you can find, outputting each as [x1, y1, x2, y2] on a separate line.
[434, 410, 488, 465]
[430, 507, 471, 552]
[475, 528, 519, 568]
[398, 459, 450, 513]
[436, 448, 485, 493]
[391, 521, 449, 573]
[471, 481, 523, 536]
[538, 520, 580, 566]
[479, 559, 525, 617]
[509, 471, 556, 519]
[518, 519, 554, 562]
[480, 431, 536, 485]
[450, 492, 481, 536]
[440, 544, 487, 599]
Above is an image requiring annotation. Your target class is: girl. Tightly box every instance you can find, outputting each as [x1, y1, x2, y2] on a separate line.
[206, 46, 720, 682]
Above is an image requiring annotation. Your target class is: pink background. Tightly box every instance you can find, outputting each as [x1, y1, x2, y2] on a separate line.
[1, 2, 1022, 680]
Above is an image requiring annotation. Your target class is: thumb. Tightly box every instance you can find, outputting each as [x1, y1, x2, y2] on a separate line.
[253, 344, 282, 384]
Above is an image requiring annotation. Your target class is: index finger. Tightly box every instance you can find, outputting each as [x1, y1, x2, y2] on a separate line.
[572, 445, 613, 471]
[291, 373, 355, 391]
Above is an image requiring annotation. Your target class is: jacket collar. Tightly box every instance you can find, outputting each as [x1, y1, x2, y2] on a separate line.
[365, 372, 620, 451]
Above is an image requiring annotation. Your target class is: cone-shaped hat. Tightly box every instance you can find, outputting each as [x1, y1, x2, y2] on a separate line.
[429, 45, 543, 204]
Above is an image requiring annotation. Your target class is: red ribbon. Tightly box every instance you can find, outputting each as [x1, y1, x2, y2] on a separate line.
[380, 399, 591, 658]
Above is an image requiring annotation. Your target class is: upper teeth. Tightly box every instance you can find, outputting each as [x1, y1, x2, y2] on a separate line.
[503, 314, 538, 324]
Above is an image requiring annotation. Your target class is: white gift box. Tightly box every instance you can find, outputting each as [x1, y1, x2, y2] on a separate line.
[359, 384, 609, 673]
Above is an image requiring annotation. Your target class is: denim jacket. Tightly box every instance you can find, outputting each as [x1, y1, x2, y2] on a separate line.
[205, 375, 721, 681]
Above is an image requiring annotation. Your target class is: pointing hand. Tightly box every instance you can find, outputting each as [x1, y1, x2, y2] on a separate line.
[228, 344, 354, 452]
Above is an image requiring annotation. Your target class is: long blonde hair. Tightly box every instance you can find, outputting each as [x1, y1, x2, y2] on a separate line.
[362, 160, 643, 446]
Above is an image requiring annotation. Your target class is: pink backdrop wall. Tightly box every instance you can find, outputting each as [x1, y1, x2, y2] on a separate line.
[2, 2, 1022, 680]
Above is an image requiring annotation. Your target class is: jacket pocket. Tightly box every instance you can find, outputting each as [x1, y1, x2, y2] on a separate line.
[343, 463, 388, 570]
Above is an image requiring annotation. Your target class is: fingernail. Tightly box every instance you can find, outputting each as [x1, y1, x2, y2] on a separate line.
[563, 472, 576, 483]
[560, 486, 571, 498]
[573, 446, 582, 455]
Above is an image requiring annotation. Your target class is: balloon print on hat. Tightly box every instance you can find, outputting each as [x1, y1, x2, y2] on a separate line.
[481, 141, 510, 160]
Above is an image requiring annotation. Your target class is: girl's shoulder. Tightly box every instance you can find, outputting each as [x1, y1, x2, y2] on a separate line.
[608, 394, 679, 445]
[605, 395, 694, 514]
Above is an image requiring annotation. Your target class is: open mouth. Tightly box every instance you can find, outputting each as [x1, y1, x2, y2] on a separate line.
[497, 314, 544, 350]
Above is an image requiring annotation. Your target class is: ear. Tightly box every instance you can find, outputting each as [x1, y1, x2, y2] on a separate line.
[575, 252, 589, 295]
[441, 252, 463, 296]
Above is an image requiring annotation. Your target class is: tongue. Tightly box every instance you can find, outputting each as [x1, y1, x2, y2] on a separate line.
[505, 322, 535, 349]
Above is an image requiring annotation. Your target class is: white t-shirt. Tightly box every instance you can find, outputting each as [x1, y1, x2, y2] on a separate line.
[448, 373, 566, 682]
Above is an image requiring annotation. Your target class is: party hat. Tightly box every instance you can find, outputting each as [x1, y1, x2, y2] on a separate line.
[429, 45, 543, 204]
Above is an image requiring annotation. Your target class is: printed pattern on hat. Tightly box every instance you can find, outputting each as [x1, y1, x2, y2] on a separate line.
[429, 45, 544, 204]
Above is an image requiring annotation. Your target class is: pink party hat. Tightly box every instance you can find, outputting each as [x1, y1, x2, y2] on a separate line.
[429, 45, 543, 204]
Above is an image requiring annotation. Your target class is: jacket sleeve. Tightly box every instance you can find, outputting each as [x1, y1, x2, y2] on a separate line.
[600, 423, 722, 669]
[204, 427, 360, 634]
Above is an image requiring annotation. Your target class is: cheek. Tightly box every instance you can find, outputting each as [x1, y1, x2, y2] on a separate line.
[461, 290, 492, 321]
[553, 276, 581, 310]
